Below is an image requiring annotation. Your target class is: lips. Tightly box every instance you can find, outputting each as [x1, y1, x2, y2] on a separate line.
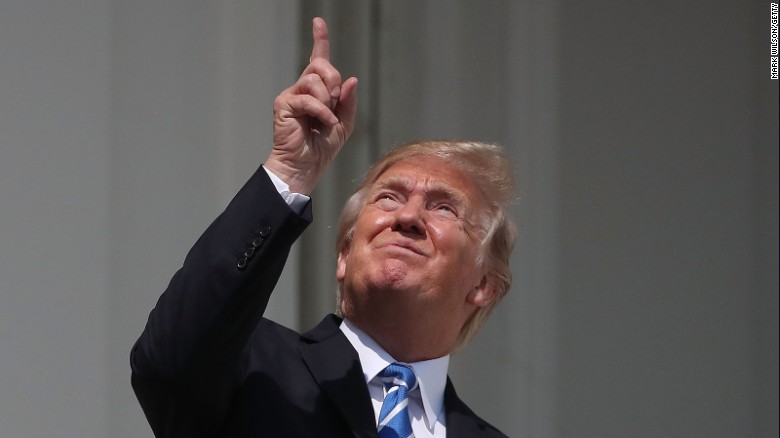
[380, 240, 427, 257]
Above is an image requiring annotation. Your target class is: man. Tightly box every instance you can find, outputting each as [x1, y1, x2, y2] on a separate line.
[132, 17, 515, 437]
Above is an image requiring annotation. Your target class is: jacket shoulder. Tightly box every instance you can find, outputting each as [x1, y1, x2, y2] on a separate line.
[444, 379, 509, 437]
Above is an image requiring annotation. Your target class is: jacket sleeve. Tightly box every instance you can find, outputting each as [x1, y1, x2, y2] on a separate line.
[130, 166, 312, 436]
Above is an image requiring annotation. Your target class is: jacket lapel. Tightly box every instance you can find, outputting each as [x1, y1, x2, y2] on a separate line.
[444, 378, 491, 438]
[298, 314, 378, 438]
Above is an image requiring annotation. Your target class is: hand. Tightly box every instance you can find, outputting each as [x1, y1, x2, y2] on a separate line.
[264, 17, 359, 195]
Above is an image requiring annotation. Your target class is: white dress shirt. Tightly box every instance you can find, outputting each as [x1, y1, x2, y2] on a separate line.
[340, 319, 449, 438]
[263, 166, 310, 214]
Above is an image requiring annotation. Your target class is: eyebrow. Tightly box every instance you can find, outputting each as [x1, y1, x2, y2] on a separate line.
[372, 176, 468, 206]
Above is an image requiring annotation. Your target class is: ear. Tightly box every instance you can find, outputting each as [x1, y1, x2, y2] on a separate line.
[336, 246, 349, 282]
[466, 275, 497, 308]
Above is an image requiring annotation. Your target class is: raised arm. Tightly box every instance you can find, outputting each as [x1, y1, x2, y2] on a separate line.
[264, 17, 359, 195]
[131, 18, 358, 436]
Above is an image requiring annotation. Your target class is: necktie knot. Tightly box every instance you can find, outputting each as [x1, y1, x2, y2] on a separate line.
[377, 363, 417, 438]
[379, 363, 418, 393]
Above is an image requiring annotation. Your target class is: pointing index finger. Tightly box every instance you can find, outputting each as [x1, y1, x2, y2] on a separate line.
[309, 17, 330, 62]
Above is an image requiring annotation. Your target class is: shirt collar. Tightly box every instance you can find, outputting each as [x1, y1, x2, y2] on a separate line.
[340, 318, 449, 428]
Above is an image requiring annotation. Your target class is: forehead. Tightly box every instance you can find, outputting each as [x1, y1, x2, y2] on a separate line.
[372, 156, 484, 201]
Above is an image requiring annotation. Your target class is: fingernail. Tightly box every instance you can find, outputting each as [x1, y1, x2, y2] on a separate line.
[331, 85, 341, 98]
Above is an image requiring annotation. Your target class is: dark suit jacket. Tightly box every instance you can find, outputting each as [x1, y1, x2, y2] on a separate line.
[131, 167, 507, 437]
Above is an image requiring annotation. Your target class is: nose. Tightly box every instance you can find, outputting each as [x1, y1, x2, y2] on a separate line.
[392, 197, 426, 236]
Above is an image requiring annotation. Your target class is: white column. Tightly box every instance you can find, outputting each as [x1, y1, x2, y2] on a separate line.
[108, 1, 299, 435]
[0, 1, 112, 436]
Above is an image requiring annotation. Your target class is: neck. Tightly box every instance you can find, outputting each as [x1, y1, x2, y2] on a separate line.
[345, 310, 457, 363]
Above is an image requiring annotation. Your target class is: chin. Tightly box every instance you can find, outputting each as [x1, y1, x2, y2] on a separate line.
[374, 258, 421, 289]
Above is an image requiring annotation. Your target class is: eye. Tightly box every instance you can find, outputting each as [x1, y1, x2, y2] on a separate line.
[373, 192, 401, 210]
[432, 203, 458, 219]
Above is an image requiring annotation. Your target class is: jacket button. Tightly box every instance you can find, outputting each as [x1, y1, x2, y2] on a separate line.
[237, 257, 248, 270]
[251, 237, 264, 248]
[244, 247, 255, 258]
[258, 225, 271, 237]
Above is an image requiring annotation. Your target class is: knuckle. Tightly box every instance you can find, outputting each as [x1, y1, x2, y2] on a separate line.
[324, 70, 342, 87]
[309, 59, 341, 83]
[302, 95, 320, 110]
[308, 57, 326, 69]
[273, 95, 286, 110]
[302, 73, 320, 85]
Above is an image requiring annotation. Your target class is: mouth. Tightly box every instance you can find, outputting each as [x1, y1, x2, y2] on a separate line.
[381, 241, 427, 257]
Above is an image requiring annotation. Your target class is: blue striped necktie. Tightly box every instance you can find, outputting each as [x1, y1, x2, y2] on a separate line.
[377, 363, 418, 438]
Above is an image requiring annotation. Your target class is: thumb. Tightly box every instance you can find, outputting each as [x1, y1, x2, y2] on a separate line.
[335, 77, 358, 134]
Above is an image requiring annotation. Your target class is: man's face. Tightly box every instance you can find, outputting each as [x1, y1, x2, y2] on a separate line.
[337, 156, 495, 339]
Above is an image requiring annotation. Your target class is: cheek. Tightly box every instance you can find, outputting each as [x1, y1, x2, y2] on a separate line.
[429, 222, 469, 250]
[354, 211, 393, 242]
[367, 208, 394, 227]
[432, 225, 482, 271]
